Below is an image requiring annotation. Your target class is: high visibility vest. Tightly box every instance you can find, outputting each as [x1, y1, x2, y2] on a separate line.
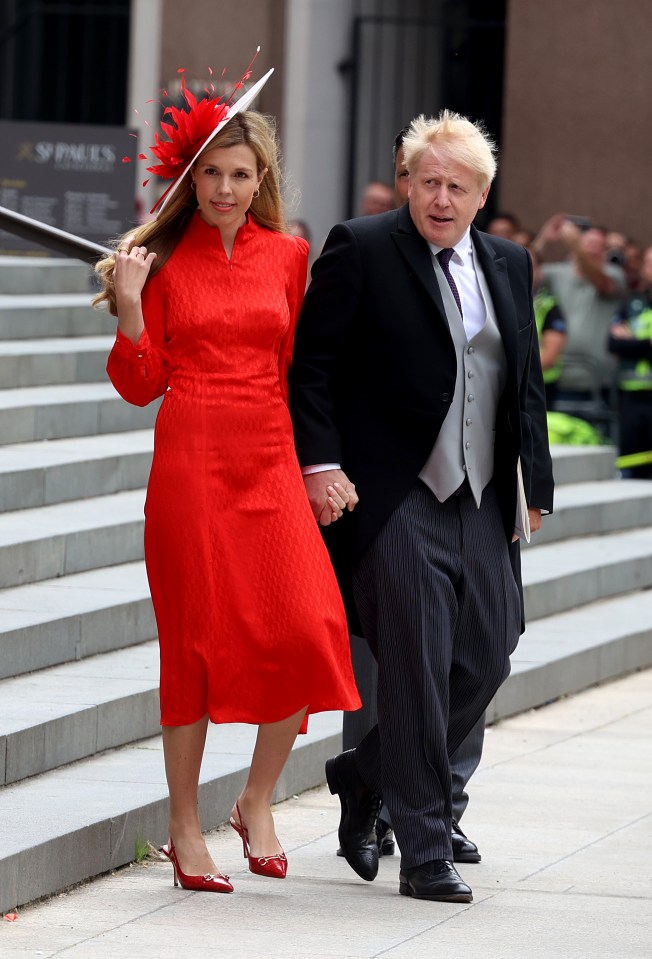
[619, 306, 652, 391]
[547, 411, 606, 446]
[534, 291, 563, 384]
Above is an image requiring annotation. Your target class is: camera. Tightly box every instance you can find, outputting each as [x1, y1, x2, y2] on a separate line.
[607, 249, 625, 266]
[565, 215, 592, 231]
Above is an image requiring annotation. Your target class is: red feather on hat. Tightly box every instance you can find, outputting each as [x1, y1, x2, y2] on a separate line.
[123, 51, 265, 215]
[147, 78, 230, 181]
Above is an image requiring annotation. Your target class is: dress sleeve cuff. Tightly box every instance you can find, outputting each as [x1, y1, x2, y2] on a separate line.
[114, 326, 151, 357]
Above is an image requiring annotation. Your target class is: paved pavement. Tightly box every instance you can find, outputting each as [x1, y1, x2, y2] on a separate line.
[2, 669, 651, 959]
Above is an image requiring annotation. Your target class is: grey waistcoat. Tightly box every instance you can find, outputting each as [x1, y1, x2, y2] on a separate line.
[419, 252, 508, 506]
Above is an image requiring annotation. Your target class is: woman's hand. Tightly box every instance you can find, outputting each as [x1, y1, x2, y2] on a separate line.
[114, 244, 156, 343]
[114, 244, 156, 301]
[302, 470, 359, 526]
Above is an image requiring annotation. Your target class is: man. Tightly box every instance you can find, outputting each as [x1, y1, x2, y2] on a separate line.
[530, 247, 568, 410]
[485, 212, 521, 241]
[532, 215, 626, 401]
[343, 124, 487, 867]
[360, 180, 395, 216]
[289, 111, 553, 903]
[392, 128, 411, 206]
[623, 239, 644, 293]
[608, 244, 652, 479]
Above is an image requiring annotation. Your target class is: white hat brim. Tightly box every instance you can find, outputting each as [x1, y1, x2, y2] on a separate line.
[155, 67, 274, 217]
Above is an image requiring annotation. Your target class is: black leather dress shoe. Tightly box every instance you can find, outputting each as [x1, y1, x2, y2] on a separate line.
[375, 817, 396, 856]
[326, 750, 381, 881]
[399, 859, 473, 902]
[451, 820, 481, 863]
[336, 815, 395, 858]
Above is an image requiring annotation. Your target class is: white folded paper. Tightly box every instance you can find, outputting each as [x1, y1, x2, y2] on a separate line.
[514, 457, 531, 543]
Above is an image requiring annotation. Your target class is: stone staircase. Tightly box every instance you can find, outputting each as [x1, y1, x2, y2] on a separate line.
[0, 256, 651, 914]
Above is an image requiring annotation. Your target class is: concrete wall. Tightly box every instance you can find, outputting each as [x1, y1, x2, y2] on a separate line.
[282, 0, 354, 250]
[501, 0, 652, 243]
[161, 0, 286, 122]
[127, 0, 163, 216]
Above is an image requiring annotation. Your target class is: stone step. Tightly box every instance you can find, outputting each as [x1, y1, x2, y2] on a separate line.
[0, 494, 649, 685]
[0, 382, 157, 444]
[2, 586, 651, 914]
[550, 444, 616, 485]
[0, 430, 153, 511]
[0, 336, 112, 388]
[0, 477, 648, 595]
[0, 257, 92, 295]
[0, 561, 154, 681]
[0, 641, 159, 786]
[528, 478, 652, 546]
[0, 294, 113, 338]
[0, 489, 145, 589]
[1, 521, 651, 777]
[0, 437, 611, 515]
[0, 708, 341, 914]
[521, 526, 652, 621]
[490, 589, 652, 722]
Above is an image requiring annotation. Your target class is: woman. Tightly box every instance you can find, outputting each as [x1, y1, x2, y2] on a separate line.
[95, 70, 360, 894]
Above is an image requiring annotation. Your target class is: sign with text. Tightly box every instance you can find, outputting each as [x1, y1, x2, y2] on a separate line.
[0, 120, 137, 256]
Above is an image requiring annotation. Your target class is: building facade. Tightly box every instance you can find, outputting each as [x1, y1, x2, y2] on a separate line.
[1, 0, 650, 248]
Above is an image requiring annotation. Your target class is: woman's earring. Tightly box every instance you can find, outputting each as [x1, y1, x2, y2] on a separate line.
[252, 188, 260, 198]
[191, 181, 196, 191]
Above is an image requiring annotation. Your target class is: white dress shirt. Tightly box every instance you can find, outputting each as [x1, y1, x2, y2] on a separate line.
[428, 228, 489, 341]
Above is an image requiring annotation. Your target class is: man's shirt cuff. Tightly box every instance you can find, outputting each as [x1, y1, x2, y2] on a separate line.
[301, 463, 341, 475]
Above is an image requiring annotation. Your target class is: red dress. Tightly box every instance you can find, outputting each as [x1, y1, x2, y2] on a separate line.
[107, 212, 361, 726]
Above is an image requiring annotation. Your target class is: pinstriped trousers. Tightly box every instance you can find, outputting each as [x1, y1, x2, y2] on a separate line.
[352, 479, 520, 867]
[342, 640, 486, 823]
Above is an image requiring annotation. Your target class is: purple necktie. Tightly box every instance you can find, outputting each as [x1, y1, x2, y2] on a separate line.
[437, 248, 463, 318]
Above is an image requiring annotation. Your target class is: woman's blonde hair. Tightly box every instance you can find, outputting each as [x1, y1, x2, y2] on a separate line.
[402, 110, 497, 188]
[94, 110, 286, 315]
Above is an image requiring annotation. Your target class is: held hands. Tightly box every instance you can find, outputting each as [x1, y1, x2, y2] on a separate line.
[302, 469, 359, 527]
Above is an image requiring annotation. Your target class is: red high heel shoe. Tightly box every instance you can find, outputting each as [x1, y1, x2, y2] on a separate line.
[160, 840, 233, 893]
[229, 801, 288, 879]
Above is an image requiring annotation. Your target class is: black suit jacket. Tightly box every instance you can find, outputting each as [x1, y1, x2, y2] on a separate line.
[289, 205, 554, 625]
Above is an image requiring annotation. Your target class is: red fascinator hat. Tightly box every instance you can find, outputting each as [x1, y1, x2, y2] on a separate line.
[128, 55, 274, 217]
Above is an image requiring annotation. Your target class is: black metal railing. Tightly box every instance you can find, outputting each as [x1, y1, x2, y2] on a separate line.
[0, 204, 110, 264]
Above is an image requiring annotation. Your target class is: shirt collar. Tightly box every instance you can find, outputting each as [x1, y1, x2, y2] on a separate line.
[428, 227, 472, 266]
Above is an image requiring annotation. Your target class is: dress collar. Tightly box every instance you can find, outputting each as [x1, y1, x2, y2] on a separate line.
[187, 209, 259, 247]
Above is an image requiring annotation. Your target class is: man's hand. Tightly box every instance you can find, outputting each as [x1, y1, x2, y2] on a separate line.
[512, 507, 542, 543]
[528, 507, 542, 535]
[559, 218, 582, 251]
[531, 212, 567, 254]
[302, 468, 359, 526]
[610, 322, 634, 340]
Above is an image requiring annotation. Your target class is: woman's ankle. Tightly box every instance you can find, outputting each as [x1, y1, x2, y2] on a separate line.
[167, 816, 204, 844]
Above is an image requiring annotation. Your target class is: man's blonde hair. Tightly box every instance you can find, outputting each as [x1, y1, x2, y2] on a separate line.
[402, 111, 497, 188]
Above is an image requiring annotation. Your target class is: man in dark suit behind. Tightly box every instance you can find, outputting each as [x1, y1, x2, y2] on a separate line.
[289, 111, 553, 903]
